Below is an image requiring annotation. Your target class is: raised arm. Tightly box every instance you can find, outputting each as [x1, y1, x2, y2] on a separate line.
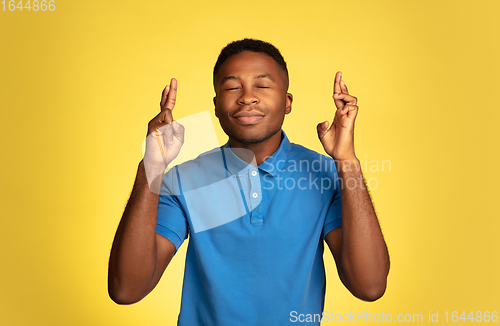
[108, 78, 184, 304]
[317, 72, 390, 301]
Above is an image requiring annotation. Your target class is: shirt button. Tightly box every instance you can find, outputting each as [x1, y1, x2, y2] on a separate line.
[251, 170, 258, 176]
[252, 192, 258, 198]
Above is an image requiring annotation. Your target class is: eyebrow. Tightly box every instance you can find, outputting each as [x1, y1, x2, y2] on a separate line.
[221, 74, 275, 83]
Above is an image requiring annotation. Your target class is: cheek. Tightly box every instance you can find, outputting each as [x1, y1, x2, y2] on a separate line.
[269, 96, 287, 112]
[218, 96, 234, 110]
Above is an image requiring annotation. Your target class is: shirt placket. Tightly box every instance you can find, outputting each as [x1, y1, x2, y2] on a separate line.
[248, 168, 263, 224]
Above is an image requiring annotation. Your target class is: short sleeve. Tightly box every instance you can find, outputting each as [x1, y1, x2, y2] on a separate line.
[156, 166, 189, 251]
[322, 171, 342, 239]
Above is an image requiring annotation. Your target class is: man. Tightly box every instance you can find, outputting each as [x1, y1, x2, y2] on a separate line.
[108, 39, 390, 325]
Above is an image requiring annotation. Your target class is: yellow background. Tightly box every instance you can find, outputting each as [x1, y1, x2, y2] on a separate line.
[1, 0, 499, 324]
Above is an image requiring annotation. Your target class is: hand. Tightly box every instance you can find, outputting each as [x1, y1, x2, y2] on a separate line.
[317, 71, 359, 162]
[143, 78, 185, 193]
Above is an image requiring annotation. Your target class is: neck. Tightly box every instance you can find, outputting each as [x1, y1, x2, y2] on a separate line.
[228, 131, 283, 166]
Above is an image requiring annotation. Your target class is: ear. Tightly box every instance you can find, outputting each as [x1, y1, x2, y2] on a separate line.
[213, 96, 218, 117]
[285, 93, 293, 115]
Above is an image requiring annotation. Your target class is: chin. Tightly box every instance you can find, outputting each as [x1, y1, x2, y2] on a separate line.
[228, 127, 281, 145]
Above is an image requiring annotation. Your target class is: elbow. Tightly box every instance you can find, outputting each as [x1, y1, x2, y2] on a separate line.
[108, 279, 145, 305]
[108, 288, 140, 305]
[345, 257, 390, 302]
[352, 280, 387, 302]
[356, 285, 386, 302]
[109, 291, 140, 305]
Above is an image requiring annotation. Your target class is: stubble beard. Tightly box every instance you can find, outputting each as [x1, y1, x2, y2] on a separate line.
[219, 104, 287, 145]
[225, 109, 285, 145]
[229, 125, 282, 145]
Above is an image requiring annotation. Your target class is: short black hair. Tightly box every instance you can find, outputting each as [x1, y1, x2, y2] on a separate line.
[213, 38, 289, 89]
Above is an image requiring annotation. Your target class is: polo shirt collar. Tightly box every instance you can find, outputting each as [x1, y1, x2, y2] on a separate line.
[221, 130, 291, 177]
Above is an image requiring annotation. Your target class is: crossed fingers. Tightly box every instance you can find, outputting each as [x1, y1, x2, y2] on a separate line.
[158, 78, 178, 124]
[161, 78, 178, 110]
[147, 78, 178, 137]
[332, 72, 358, 118]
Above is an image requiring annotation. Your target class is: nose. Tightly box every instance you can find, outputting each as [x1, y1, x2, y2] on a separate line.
[237, 87, 259, 106]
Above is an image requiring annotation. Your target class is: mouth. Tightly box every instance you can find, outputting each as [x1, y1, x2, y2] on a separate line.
[232, 110, 265, 125]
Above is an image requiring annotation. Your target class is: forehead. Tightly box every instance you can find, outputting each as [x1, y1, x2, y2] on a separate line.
[216, 51, 283, 84]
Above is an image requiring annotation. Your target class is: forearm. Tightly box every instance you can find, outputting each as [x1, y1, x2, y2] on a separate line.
[336, 159, 389, 301]
[108, 160, 163, 304]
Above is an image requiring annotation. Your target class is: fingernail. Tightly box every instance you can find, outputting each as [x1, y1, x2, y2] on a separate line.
[341, 81, 345, 86]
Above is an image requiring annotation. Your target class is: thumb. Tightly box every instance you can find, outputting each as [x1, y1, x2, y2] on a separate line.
[172, 120, 185, 140]
[161, 108, 174, 124]
[317, 121, 329, 139]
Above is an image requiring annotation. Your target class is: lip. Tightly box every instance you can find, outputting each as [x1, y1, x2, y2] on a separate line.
[232, 111, 265, 125]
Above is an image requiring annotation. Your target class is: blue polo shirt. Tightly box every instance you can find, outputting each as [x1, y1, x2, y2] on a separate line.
[156, 131, 342, 325]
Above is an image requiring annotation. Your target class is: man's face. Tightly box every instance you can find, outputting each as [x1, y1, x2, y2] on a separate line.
[213, 51, 293, 145]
